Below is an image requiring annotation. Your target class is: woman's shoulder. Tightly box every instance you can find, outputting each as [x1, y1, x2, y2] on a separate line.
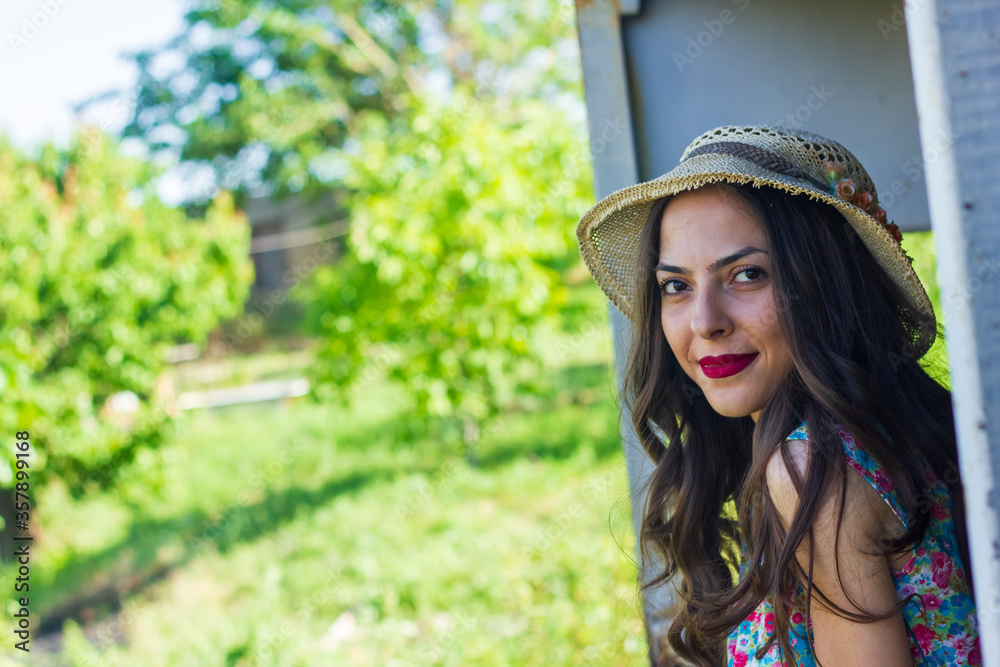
[771, 421, 981, 664]
[780, 419, 910, 529]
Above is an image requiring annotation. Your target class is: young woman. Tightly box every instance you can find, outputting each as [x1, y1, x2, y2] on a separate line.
[575, 126, 980, 666]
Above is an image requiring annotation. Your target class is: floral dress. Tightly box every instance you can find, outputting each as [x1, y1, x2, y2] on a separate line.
[727, 421, 982, 666]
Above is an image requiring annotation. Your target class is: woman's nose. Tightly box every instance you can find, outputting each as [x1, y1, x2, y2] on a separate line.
[690, 284, 733, 339]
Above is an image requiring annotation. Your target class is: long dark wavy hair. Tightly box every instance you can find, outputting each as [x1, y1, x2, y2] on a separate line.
[620, 182, 972, 666]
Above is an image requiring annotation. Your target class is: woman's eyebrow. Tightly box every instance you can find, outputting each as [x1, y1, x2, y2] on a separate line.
[654, 246, 768, 275]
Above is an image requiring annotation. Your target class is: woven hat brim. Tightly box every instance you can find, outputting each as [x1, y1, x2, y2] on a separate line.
[576, 153, 936, 357]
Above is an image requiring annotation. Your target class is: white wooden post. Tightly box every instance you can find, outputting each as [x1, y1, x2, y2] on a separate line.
[905, 0, 1000, 661]
[574, 1, 677, 664]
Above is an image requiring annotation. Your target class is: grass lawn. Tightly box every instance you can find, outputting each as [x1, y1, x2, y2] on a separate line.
[8, 345, 650, 666]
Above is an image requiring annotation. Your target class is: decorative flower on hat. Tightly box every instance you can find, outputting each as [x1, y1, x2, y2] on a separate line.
[823, 161, 903, 244]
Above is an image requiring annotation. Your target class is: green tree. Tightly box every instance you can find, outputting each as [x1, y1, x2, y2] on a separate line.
[90, 0, 594, 451]
[90, 0, 581, 206]
[0, 128, 253, 559]
[292, 86, 595, 452]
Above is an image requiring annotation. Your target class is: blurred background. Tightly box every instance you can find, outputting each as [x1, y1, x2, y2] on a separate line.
[0, 1, 645, 665]
[0, 1, 947, 666]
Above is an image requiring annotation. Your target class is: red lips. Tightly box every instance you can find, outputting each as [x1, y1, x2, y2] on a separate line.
[699, 353, 759, 379]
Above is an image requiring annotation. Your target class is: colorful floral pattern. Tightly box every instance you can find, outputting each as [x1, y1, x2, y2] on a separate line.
[727, 421, 981, 666]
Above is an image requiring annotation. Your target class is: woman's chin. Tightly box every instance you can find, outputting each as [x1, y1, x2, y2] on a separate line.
[704, 394, 760, 419]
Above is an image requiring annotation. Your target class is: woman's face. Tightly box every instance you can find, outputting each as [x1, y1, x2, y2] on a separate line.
[655, 185, 794, 422]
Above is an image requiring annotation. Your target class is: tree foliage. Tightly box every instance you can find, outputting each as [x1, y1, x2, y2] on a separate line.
[292, 88, 594, 441]
[0, 128, 254, 497]
[99, 0, 582, 205]
[94, 0, 595, 446]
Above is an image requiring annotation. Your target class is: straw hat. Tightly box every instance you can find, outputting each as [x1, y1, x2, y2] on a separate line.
[575, 124, 935, 358]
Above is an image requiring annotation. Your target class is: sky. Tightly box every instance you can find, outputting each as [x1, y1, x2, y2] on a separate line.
[0, 0, 187, 196]
[0, 1, 586, 206]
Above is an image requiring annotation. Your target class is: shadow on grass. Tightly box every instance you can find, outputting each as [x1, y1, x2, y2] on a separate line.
[477, 391, 621, 468]
[38, 467, 387, 635]
[475, 409, 621, 468]
[38, 362, 621, 636]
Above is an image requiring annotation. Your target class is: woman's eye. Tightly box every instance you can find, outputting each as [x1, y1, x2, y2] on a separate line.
[658, 267, 766, 297]
[658, 279, 687, 296]
[734, 267, 764, 283]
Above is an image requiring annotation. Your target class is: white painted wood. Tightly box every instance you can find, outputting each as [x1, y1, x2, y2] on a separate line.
[177, 378, 310, 410]
[621, 0, 932, 231]
[905, 0, 1000, 657]
[250, 220, 348, 254]
[620, 0, 642, 15]
[575, 1, 676, 664]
